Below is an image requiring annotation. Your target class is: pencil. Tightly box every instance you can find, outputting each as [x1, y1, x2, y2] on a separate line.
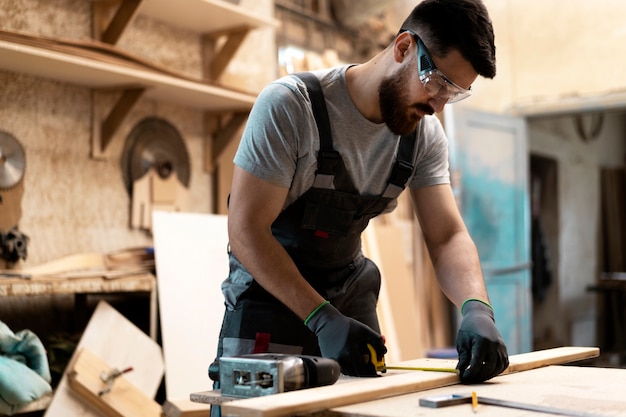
[472, 391, 478, 413]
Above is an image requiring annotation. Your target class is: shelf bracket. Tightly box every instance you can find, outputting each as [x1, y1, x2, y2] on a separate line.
[204, 112, 248, 172]
[91, 88, 145, 159]
[92, 0, 144, 45]
[202, 26, 252, 81]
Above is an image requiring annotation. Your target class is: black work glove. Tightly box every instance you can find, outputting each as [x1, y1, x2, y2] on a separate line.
[456, 299, 509, 384]
[306, 302, 386, 377]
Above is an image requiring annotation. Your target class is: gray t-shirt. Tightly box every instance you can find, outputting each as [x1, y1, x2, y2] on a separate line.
[233, 65, 450, 214]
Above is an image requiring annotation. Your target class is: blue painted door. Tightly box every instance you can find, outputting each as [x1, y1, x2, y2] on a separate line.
[445, 107, 532, 354]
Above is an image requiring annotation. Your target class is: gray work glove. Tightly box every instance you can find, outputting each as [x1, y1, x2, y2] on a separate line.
[456, 300, 509, 383]
[306, 302, 386, 377]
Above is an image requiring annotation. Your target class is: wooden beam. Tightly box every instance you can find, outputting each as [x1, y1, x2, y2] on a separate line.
[204, 111, 249, 171]
[92, 0, 144, 45]
[91, 88, 144, 159]
[212, 112, 247, 164]
[213, 347, 599, 417]
[202, 26, 251, 80]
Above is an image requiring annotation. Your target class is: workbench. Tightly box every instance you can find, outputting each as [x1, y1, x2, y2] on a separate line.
[191, 347, 625, 417]
[0, 272, 158, 339]
[308, 365, 626, 417]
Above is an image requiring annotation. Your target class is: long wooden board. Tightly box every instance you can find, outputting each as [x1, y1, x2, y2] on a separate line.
[217, 347, 599, 417]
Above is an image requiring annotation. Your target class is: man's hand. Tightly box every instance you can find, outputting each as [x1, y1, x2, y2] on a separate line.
[456, 299, 509, 384]
[306, 302, 386, 377]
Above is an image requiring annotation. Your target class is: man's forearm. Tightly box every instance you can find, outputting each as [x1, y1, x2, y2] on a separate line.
[229, 228, 326, 319]
[429, 231, 489, 308]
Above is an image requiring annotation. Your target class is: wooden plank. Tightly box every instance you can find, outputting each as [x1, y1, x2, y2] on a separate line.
[162, 399, 218, 417]
[44, 301, 163, 417]
[363, 219, 423, 363]
[0, 34, 257, 111]
[217, 347, 599, 417]
[152, 212, 229, 403]
[311, 365, 626, 417]
[67, 349, 161, 417]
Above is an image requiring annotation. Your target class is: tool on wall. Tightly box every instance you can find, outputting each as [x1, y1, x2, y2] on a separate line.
[0, 131, 28, 265]
[419, 392, 607, 417]
[121, 117, 191, 232]
[214, 353, 341, 398]
[0, 131, 25, 191]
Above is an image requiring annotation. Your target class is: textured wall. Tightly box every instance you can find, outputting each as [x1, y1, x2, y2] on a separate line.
[0, 0, 276, 336]
[0, 0, 275, 265]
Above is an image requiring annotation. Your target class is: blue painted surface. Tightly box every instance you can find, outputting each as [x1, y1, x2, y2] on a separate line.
[449, 108, 532, 355]
[459, 167, 531, 354]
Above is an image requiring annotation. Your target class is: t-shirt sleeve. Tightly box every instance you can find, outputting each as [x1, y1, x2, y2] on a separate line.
[409, 116, 451, 189]
[233, 79, 313, 189]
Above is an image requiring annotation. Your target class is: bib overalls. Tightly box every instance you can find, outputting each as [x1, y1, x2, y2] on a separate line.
[213, 72, 416, 365]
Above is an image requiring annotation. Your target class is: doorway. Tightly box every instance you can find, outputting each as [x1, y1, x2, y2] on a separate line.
[530, 154, 563, 349]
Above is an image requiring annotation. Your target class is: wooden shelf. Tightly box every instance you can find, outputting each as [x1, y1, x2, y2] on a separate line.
[0, 0, 276, 156]
[140, 0, 278, 34]
[0, 39, 256, 111]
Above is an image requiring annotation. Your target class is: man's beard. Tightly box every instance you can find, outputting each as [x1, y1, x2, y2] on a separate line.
[379, 64, 434, 135]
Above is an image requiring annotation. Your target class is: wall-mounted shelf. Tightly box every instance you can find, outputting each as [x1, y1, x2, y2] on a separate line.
[0, 39, 256, 111]
[140, 0, 278, 33]
[0, 0, 276, 161]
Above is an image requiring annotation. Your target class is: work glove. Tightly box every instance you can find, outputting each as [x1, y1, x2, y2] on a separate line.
[306, 301, 386, 377]
[456, 299, 509, 384]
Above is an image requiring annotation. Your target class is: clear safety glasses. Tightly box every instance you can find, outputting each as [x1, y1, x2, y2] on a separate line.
[402, 29, 472, 104]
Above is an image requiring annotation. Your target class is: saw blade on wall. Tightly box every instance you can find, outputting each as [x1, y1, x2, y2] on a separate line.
[0, 131, 26, 190]
[121, 117, 191, 195]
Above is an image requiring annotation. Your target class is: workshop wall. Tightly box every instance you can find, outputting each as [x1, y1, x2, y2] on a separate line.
[0, 0, 276, 335]
[0, 0, 275, 266]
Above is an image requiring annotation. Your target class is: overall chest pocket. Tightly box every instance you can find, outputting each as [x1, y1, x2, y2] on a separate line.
[301, 189, 387, 236]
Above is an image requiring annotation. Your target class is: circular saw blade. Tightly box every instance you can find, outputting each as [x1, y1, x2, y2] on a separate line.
[0, 131, 26, 190]
[121, 117, 191, 194]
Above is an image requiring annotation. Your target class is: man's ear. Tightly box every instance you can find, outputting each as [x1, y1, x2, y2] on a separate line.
[393, 31, 413, 63]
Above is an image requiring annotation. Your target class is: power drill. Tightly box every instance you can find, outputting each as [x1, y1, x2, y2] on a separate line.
[209, 353, 340, 398]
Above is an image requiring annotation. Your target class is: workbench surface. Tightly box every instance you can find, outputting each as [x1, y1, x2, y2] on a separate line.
[310, 365, 626, 417]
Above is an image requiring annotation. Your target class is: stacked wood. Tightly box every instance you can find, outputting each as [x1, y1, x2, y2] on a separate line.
[364, 192, 452, 363]
[599, 168, 626, 272]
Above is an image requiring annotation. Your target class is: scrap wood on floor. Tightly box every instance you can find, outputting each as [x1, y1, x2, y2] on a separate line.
[43, 300, 163, 417]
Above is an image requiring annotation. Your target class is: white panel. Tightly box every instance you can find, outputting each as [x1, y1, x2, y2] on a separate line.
[152, 211, 229, 400]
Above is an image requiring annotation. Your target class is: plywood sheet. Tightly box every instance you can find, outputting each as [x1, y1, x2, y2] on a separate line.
[218, 347, 599, 417]
[44, 301, 164, 417]
[152, 211, 229, 402]
[363, 221, 423, 363]
[314, 364, 626, 417]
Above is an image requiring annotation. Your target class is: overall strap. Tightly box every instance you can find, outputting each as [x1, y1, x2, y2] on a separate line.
[382, 130, 417, 199]
[294, 72, 355, 191]
[295, 72, 333, 151]
[294, 72, 415, 197]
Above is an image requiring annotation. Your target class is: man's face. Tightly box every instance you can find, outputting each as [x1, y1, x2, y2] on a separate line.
[379, 63, 435, 136]
[379, 33, 478, 136]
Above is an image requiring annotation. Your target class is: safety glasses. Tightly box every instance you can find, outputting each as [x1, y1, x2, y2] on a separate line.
[402, 29, 472, 104]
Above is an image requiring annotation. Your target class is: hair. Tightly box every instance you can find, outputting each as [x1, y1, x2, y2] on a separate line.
[399, 0, 496, 78]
